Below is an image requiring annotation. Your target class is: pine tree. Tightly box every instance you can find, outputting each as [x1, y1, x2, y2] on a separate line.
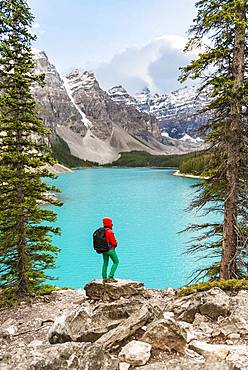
[0, 0, 61, 296]
[180, 0, 248, 280]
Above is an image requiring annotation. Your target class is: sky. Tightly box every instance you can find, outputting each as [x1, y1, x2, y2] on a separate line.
[29, 0, 197, 94]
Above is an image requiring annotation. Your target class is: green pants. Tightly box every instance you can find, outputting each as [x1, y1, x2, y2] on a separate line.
[102, 249, 119, 279]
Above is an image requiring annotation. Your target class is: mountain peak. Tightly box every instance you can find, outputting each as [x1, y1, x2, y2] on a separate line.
[65, 69, 99, 93]
[81, 70, 97, 88]
[141, 87, 151, 95]
[32, 49, 48, 60]
[108, 85, 136, 106]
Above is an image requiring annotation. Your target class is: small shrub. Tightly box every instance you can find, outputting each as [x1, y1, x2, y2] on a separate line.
[177, 279, 248, 297]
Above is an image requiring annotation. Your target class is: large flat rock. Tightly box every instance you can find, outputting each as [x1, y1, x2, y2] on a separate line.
[84, 279, 146, 301]
[0, 342, 118, 370]
[48, 299, 143, 344]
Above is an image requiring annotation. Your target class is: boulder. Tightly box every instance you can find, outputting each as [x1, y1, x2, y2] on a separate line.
[220, 290, 248, 335]
[84, 279, 146, 301]
[189, 340, 230, 360]
[119, 363, 131, 370]
[132, 359, 233, 370]
[169, 288, 230, 323]
[49, 299, 143, 344]
[0, 342, 119, 370]
[227, 345, 248, 369]
[0, 318, 18, 340]
[96, 304, 154, 349]
[141, 318, 187, 352]
[199, 288, 230, 319]
[118, 340, 151, 366]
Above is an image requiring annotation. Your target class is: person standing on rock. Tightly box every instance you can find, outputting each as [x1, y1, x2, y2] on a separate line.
[101, 217, 119, 283]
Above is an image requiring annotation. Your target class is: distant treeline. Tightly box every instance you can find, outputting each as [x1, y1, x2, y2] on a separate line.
[179, 153, 211, 176]
[51, 139, 209, 170]
[109, 150, 206, 168]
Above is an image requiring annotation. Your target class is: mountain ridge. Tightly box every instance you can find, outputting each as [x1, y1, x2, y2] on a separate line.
[32, 50, 204, 164]
[108, 84, 209, 139]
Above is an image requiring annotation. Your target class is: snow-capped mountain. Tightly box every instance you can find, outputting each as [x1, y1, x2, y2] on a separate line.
[32, 50, 204, 164]
[109, 85, 209, 139]
[108, 85, 136, 106]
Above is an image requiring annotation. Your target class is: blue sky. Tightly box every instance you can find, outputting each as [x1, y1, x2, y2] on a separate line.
[29, 0, 197, 93]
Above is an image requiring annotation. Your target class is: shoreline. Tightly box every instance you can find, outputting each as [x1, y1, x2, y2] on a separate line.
[173, 170, 210, 180]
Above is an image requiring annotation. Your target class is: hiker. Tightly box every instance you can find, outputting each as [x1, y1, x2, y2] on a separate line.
[101, 217, 119, 283]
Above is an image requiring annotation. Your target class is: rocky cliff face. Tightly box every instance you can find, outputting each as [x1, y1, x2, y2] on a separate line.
[64, 69, 162, 142]
[33, 51, 204, 164]
[109, 85, 209, 139]
[32, 51, 87, 138]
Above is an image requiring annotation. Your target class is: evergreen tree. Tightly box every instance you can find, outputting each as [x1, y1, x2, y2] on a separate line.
[180, 0, 248, 280]
[0, 0, 61, 296]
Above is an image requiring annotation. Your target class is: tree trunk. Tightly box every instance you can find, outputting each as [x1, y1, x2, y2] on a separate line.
[16, 129, 28, 295]
[11, 7, 29, 295]
[220, 2, 246, 279]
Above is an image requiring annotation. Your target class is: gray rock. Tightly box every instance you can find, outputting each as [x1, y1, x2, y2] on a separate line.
[119, 363, 131, 370]
[220, 290, 248, 335]
[118, 340, 151, 366]
[169, 288, 230, 323]
[0, 319, 18, 340]
[199, 288, 230, 319]
[84, 279, 147, 301]
[27, 340, 44, 348]
[49, 299, 143, 344]
[141, 318, 187, 352]
[132, 359, 233, 370]
[0, 342, 119, 370]
[227, 345, 248, 369]
[96, 304, 154, 349]
[228, 333, 240, 340]
[189, 340, 230, 360]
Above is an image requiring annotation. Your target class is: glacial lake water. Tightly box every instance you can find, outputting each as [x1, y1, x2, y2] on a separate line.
[46, 168, 210, 289]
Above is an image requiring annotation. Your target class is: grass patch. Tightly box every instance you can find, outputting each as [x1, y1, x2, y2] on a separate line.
[0, 284, 73, 308]
[177, 279, 248, 297]
[51, 136, 98, 168]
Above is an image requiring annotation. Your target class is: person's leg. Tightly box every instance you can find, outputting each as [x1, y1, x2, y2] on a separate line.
[102, 252, 109, 279]
[108, 249, 119, 278]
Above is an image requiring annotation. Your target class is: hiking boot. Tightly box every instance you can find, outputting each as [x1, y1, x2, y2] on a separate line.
[107, 277, 118, 283]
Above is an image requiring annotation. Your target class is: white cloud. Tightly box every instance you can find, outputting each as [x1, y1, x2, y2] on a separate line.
[94, 35, 195, 94]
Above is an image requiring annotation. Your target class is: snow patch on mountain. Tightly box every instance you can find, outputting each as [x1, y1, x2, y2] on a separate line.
[63, 76, 93, 128]
[109, 83, 209, 139]
[161, 131, 170, 138]
[108, 85, 136, 106]
[179, 134, 204, 144]
[65, 70, 99, 94]
[135, 85, 208, 120]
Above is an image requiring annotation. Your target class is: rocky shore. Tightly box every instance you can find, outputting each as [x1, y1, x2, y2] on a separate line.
[46, 163, 73, 174]
[173, 170, 210, 180]
[1, 280, 248, 369]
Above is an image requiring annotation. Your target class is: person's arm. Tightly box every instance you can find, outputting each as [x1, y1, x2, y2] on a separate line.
[108, 230, 118, 247]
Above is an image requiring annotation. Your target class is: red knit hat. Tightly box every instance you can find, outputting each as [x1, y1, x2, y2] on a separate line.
[102, 217, 113, 228]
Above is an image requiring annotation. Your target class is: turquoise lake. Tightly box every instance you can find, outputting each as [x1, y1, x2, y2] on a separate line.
[47, 168, 209, 289]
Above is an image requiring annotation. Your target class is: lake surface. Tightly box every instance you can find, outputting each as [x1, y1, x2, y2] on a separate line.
[47, 168, 209, 289]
